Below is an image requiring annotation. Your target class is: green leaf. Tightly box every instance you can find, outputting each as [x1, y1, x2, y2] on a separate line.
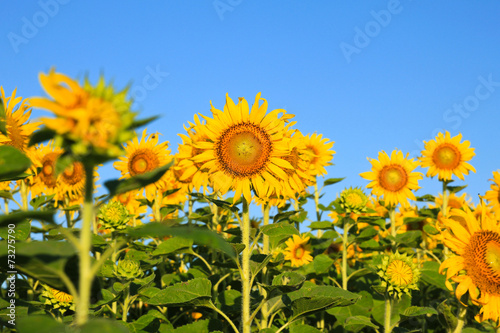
[308, 221, 335, 230]
[355, 216, 386, 228]
[153, 237, 193, 256]
[190, 193, 239, 213]
[416, 194, 436, 202]
[260, 272, 306, 299]
[327, 291, 374, 324]
[0, 97, 6, 136]
[250, 254, 273, 277]
[423, 224, 439, 235]
[30, 194, 55, 210]
[355, 227, 378, 242]
[0, 146, 31, 181]
[312, 254, 334, 274]
[372, 294, 411, 328]
[290, 324, 322, 333]
[273, 210, 299, 223]
[0, 190, 13, 200]
[447, 185, 467, 194]
[323, 177, 345, 186]
[146, 278, 212, 306]
[28, 128, 56, 146]
[420, 261, 447, 290]
[104, 161, 172, 197]
[54, 153, 74, 177]
[395, 230, 422, 245]
[127, 224, 235, 258]
[215, 289, 241, 314]
[358, 239, 384, 251]
[170, 319, 210, 333]
[0, 220, 30, 241]
[400, 306, 438, 318]
[128, 115, 160, 131]
[261, 221, 299, 237]
[0, 210, 55, 227]
[437, 301, 457, 330]
[81, 318, 129, 333]
[344, 315, 379, 332]
[17, 315, 66, 333]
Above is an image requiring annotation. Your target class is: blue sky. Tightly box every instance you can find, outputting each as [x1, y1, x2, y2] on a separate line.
[2, 1, 500, 212]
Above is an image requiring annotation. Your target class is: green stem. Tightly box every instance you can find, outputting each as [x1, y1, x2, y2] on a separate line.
[389, 208, 397, 239]
[241, 197, 252, 333]
[453, 305, 466, 333]
[314, 179, 323, 238]
[442, 180, 449, 218]
[384, 295, 392, 333]
[122, 286, 130, 322]
[75, 162, 95, 326]
[208, 303, 240, 333]
[342, 217, 351, 290]
[261, 204, 270, 329]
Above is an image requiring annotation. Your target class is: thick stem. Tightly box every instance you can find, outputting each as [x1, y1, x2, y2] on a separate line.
[390, 208, 397, 239]
[261, 204, 271, 329]
[122, 286, 130, 322]
[384, 295, 392, 333]
[313, 179, 323, 238]
[442, 180, 449, 218]
[241, 198, 252, 333]
[452, 305, 466, 333]
[75, 162, 95, 326]
[342, 218, 351, 290]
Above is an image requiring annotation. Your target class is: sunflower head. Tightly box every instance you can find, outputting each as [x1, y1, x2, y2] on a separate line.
[339, 187, 368, 214]
[377, 251, 420, 298]
[283, 234, 313, 267]
[41, 284, 75, 314]
[98, 201, 130, 232]
[30, 70, 138, 159]
[420, 131, 475, 181]
[114, 259, 144, 280]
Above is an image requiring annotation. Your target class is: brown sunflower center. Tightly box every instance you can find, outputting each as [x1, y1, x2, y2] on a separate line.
[216, 122, 272, 178]
[40, 152, 60, 188]
[387, 260, 413, 286]
[128, 149, 160, 176]
[432, 144, 461, 169]
[61, 162, 84, 185]
[295, 245, 305, 259]
[463, 231, 500, 296]
[379, 165, 408, 192]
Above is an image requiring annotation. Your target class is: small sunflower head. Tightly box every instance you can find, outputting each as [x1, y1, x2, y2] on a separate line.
[377, 251, 420, 298]
[114, 259, 144, 280]
[339, 187, 368, 214]
[98, 201, 130, 232]
[41, 285, 75, 314]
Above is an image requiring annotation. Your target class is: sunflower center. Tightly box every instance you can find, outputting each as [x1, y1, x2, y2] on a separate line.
[129, 149, 160, 176]
[387, 259, 413, 286]
[463, 231, 500, 296]
[379, 165, 408, 192]
[40, 152, 59, 188]
[295, 246, 305, 259]
[216, 122, 272, 178]
[61, 162, 84, 185]
[432, 144, 461, 169]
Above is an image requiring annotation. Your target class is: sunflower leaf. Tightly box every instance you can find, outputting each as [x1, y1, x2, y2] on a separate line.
[0, 97, 6, 135]
[28, 127, 57, 146]
[145, 278, 212, 307]
[0, 210, 55, 227]
[128, 115, 160, 130]
[104, 161, 172, 197]
[261, 221, 299, 237]
[0, 146, 32, 181]
[323, 177, 345, 186]
[273, 210, 300, 223]
[446, 185, 467, 194]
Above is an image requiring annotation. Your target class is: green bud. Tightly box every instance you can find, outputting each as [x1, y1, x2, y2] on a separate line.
[98, 201, 130, 231]
[114, 259, 144, 280]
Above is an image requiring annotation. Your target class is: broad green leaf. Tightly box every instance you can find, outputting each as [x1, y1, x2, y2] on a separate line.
[447, 185, 467, 194]
[358, 239, 384, 250]
[344, 315, 379, 332]
[129, 115, 160, 131]
[250, 254, 273, 277]
[146, 278, 212, 306]
[356, 216, 386, 228]
[80, 318, 129, 333]
[0, 220, 30, 241]
[420, 261, 447, 290]
[260, 272, 306, 299]
[127, 224, 235, 258]
[327, 291, 374, 323]
[30, 194, 55, 210]
[0, 190, 13, 200]
[139, 286, 161, 299]
[273, 210, 299, 223]
[28, 128, 57, 146]
[215, 289, 241, 313]
[261, 222, 299, 237]
[313, 254, 334, 274]
[170, 319, 210, 333]
[416, 194, 436, 202]
[104, 161, 172, 197]
[17, 315, 66, 333]
[0, 146, 31, 181]
[372, 294, 411, 327]
[423, 224, 439, 235]
[437, 301, 457, 330]
[290, 324, 322, 333]
[91, 289, 120, 308]
[400, 306, 438, 318]
[129, 312, 162, 332]
[153, 237, 193, 256]
[355, 227, 378, 242]
[395, 230, 421, 245]
[323, 177, 345, 186]
[190, 193, 238, 213]
[0, 210, 55, 227]
[308, 221, 335, 230]
[403, 217, 427, 225]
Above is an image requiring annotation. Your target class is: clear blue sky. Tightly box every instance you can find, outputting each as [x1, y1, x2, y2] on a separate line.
[2, 1, 500, 210]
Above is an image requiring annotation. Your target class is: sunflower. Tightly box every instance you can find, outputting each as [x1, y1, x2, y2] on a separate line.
[30, 69, 136, 157]
[340, 187, 368, 214]
[431, 192, 470, 211]
[0, 87, 41, 152]
[420, 131, 475, 181]
[193, 93, 294, 204]
[28, 142, 63, 198]
[302, 133, 335, 177]
[283, 234, 313, 267]
[360, 150, 423, 207]
[483, 171, 500, 216]
[112, 190, 146, 225]
[378, 251, 420, 298]
[113, 129, 172, 200]
[439, 205, 500, 324]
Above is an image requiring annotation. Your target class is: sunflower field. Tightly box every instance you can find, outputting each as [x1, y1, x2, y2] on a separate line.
[1, 70, 500, 333]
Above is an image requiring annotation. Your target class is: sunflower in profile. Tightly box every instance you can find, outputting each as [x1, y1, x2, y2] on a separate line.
[114, 129, 172, 200]
[193, 93, 294, 203]
[283, 234, 313, 267]
[0, 87, 41, 153]
[360, 150, 422, 207]
[302, 133, 335, 177]
[420, 131, 475, 181]
[483, 171, 500, 216]
[439, 204, 500, 324]
[30, 69, 136, 157]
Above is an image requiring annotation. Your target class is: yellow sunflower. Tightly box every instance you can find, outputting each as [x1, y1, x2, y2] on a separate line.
[30, 69, 135, 156]
[193, 93, 294, 204]
[439, 205, 500, 324]
[0, 87, 41, 152]
[283, 234, 313, 267]
[360, 150, 423, 207]
[303, 133, 335, 177]
[431, 192, 470, 211]
[113, 129, 172, 200]
[483, 171, 500, 216]
[112, 190, 146, 225]
[420, 131, 475, 181]
[28, 142, 63, 198]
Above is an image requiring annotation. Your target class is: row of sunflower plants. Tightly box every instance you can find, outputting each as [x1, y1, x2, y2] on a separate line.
[1, 70, 500, 333]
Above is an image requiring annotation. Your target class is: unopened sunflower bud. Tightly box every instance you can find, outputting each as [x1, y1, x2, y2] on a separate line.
[339, 187, 368, 214]
[377, 251, 420, 298]
[114, 259, 144, 280]
[98, 201, 130, 231]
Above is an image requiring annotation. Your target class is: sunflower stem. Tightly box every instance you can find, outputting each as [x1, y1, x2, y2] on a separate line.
[241, 197, 252, 333]
[342, 217, 352, 290]
[261, 203, 271, 329]
[442, 180, 451, 260]
[453, 305, 466, 333]
[314, 179, 323, 238]
[384, 294, 393, 333]
[75, 161, 95, 327]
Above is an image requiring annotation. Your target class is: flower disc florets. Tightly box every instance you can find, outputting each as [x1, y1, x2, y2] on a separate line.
[114, 259, 144, 280]
[377, 251, 420, 298]
[41, 284, 75, 314]
[339, 187, 368, 214]
[98, 201, 130, 232]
